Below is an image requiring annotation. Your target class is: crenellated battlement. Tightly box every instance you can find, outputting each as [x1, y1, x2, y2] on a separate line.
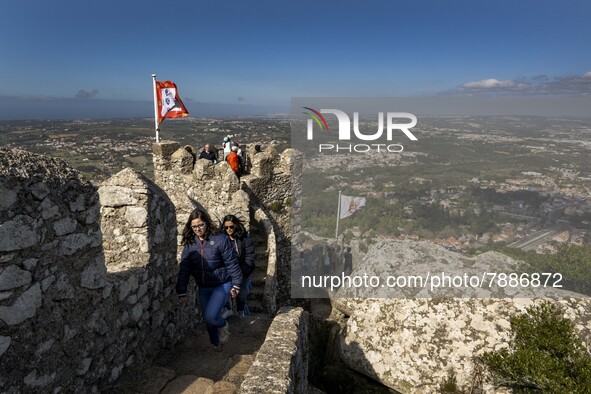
[0, 148, 200, 392]
[151, 140, 250, 254]
[151, 140, 302, 309]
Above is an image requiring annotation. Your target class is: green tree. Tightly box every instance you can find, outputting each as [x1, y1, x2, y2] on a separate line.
[483, 301, 591, 393]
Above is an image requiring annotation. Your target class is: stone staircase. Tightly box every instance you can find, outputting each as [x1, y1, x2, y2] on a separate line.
[106, 215, 274, 393]
[106, 313, 273, 394]
[246, 222, 269, 314]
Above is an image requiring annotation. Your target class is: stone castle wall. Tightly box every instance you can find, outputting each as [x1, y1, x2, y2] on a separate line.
[152, 141, 250, 243]
[242, 147, 302, 306]
[241, 307, 309, 394]
[152, 141, 302, 311]
[0, 148, 194, 393]
[0, 140, 301, 392]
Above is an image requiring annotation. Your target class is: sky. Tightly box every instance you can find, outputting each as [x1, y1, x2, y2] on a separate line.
[1, 0, 590, 119]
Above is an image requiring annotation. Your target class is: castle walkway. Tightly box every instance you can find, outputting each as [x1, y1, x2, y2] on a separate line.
[106, 312, 273, 394]
[106, 225, 274, 394]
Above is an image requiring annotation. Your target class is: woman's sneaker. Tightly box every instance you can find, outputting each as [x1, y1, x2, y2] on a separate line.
[211, 343, 222, 352]
[218, 321, 230, 344]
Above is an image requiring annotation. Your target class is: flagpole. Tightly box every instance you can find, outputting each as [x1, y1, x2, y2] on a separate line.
[335, 190, 341, 240]
[152, 74, 159, 143]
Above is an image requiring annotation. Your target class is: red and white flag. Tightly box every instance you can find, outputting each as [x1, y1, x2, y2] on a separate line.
[339, 195, 366, 219]
[155, 80, 189, 124]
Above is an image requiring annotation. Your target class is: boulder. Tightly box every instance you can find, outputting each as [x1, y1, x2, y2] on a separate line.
[171, 148, 194, 174]
[332, 241, 591, 393]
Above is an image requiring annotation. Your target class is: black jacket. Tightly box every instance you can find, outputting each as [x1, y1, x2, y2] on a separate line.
[176, 233, 242, 296]
[199, 150, 217, 163]
[231, 235, 256, 277]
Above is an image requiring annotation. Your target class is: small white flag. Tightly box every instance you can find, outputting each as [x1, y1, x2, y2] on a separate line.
[339, 195, 366, 219]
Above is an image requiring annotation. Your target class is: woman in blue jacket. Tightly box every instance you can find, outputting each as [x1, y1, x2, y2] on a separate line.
[176, 209, 242, 351]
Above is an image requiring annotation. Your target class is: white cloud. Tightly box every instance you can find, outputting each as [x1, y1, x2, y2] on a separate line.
[462, 78, 527, 89]
[452, 72, 591, 96]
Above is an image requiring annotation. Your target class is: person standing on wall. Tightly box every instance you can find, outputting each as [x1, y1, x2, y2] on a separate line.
[176, 209, 242, 351]
[234, 142, 246, 174]
[322, 243, 332, 275]
[226, 146, 242, 178]
[199, 143, 217, 164]
[223, 136, 233, 161]
[343, 247, 353, 276]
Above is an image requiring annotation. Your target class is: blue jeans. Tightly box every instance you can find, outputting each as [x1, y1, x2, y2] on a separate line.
[198, 282, 232, 345]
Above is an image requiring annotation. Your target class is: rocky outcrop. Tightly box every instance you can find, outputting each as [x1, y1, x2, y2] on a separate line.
[332, 239, 591, 393]
[329, 239, 581, 298]
[335, 296, 591, 393]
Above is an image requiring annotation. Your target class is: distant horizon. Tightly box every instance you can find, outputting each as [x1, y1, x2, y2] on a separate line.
[2, 95, 591, 122]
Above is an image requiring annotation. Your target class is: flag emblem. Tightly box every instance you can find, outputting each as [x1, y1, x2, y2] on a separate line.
[339, 195, 366, 219]
[155, 80, 189, 124]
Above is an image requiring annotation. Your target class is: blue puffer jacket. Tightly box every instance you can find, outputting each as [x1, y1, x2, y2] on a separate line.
[176, 233, 242, 296]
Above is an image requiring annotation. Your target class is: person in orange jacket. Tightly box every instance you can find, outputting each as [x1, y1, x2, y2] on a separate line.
[226, 145, 241, 178]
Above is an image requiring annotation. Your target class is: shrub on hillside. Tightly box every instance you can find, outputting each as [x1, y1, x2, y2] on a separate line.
[482, 301, 591, 393]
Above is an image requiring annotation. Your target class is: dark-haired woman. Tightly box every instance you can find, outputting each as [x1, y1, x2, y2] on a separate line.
[222, 215, 255, 320]
[176, 209, 242, 351]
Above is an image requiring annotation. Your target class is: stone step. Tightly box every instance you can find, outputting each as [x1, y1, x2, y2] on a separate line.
[247, 299, 264, 313]
[222, 354, 256, 388]
[254, 245, 267, 254]
[255, 250, 268, 257]
[254, 245, 267, 252]
[255, 245, 267, 253]
[161, 376, 216, 394]
[255, 258, 268, 266]
[245, 230, 267, 316]
[249, 286, 264, 302]
[254, 260, 268, 270]
[250, 271, 266, 287]
[109, 314, 274, 393]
